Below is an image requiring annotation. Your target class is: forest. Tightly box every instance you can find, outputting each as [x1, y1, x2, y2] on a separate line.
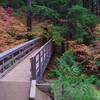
[0, 0, 100, 100]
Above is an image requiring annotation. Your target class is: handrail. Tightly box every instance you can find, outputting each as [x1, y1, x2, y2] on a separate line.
[0, 38, 40, 60]
[30, 40, 52, 81]
[0, 37, 41, 78]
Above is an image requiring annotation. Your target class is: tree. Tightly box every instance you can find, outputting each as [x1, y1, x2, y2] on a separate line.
[25, 0, 32, 31]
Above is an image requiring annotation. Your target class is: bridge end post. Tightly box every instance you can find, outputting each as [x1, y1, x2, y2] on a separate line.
[30, 58, 37, 100]
[29, 80, 36, 100]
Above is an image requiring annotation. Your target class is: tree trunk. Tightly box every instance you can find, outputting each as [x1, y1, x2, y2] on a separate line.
[25, 0, 32, 31]
[91, 0, 94, 12]
[61, 42, 65, 53]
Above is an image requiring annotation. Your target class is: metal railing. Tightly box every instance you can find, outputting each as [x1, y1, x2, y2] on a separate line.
[0, 37, 41, 78]
[30, 40, 52, 81]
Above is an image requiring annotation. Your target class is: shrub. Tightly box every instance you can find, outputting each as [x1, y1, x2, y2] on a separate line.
[49, 50, 99, 100]
[49, 25, 68, 45]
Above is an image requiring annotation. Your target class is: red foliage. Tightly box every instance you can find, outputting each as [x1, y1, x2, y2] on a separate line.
[67, 41, 100, 75]
[0, 7, 27, 52]
[0, 7, 27, 33]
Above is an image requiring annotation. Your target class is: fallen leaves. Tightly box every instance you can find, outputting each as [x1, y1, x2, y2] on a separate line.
[0, 7, 27, 52]
[0, 7, 27, 33]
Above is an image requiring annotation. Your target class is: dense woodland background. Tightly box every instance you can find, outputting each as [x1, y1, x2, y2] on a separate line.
[0, 0, 100, 100]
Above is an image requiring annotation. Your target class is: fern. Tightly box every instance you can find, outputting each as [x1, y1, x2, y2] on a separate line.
[49, 50, 99, 100]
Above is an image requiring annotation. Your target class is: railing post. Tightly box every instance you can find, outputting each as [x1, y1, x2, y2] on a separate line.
[30, 57, 36, 80]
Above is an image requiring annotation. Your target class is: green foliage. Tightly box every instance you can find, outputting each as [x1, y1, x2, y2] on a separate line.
[50, 25, 68, 45]
[67, 5, 100, 45]
[32, 0, 69, 16]
[16, 4, 60, 19]
[32, 0, 82, 16]
[49, 50, 99, 100]
[51, 31, 64, 45]
[0, 0, 9, 7]
[32, 5, 60, 19]
[10, 0, 25, 8]
[0, 0, 25, 8]
[51, 25, 68, 34]
[49, 50, 82, 78]
[96, 61, 100, 66]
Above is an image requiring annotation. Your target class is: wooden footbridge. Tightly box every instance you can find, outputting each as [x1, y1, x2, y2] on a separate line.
[0, 38, 52, 100]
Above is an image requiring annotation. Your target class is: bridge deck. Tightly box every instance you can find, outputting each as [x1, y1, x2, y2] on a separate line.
[0, 39, 52, 100]
[0, 47, 40, 100]
[0, 48, 39, 82]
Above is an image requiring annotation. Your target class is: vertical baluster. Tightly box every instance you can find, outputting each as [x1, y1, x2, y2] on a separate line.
[45, 46, 47, 68]
[10, 54, 13, 65]
[41, 50, 43, 75]
[51, 45, 52, 58]
[48, 44, 50, 59]
[45, 46, 47, 67]
[43, 48, 45, 75]
[47, 44, 49, 63]
[49, 43, 51, 58]
[46, 44, 48, 63]
[44, 48, 46, 67]
[2, 59, 5, 72]
[49, 41, 52, 58]
[48, 44, 50, 60]
[46, 45, 48, 64]
[38, 52, 41, 80]
[50, 42, 52, 58]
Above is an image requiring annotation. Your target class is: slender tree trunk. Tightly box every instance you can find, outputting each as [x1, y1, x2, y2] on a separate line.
[25, 0, 32, 31]
[91, 0, 94, 12]
[61, 42, 65, 53]
[83, 0, 85, 7]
